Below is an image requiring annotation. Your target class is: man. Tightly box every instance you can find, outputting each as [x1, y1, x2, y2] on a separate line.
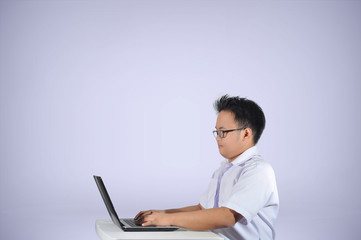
[135, 95, 279, 240]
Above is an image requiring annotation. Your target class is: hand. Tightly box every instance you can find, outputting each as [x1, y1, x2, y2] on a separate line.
[134, 210, 165, 225]
[140, 212, 172, 227]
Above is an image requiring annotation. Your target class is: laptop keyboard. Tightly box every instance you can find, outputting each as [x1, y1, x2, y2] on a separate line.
[123, 218, 140, 227]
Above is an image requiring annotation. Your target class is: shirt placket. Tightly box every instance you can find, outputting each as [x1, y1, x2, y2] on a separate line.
[213, 163, 233, 208]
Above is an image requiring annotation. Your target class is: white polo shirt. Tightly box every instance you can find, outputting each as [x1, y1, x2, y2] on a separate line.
[200, 146, 279, 240]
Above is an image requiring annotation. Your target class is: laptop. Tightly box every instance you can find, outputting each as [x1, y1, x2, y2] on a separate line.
[93, 175, 179, 232]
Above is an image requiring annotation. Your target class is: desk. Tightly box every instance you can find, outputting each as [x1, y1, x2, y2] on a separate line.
[95, 220, 223, 240]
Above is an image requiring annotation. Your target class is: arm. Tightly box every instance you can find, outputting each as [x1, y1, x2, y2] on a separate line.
[164, 204, 204, 213]
[141, 206, 242, 231]
[134, 204, 203, 223]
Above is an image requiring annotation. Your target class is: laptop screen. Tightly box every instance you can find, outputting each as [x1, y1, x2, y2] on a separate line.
[93, 175, 123, 229]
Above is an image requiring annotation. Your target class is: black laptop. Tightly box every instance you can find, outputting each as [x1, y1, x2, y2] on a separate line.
[93, 175, 179, 232]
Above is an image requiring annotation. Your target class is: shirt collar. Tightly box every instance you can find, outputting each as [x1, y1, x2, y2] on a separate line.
[229, 145, 259, 166]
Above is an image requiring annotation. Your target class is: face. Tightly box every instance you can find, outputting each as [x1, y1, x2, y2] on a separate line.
[215, 110, 253, 162]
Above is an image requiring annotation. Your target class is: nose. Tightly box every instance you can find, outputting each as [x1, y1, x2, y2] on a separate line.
[216, 134, 222, 141]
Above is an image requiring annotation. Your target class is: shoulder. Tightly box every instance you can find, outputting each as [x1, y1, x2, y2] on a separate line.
[239, 157, 276, 180]
[256, 158, 274, 172]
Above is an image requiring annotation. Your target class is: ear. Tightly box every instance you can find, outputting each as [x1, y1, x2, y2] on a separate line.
[243, 128, 253, 140]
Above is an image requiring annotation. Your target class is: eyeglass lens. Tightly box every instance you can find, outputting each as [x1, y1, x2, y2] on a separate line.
[213, 130, 223, 138]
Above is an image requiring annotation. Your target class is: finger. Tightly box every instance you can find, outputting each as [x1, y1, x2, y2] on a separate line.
[135, 210, 149, 220]
[142, 215, 149, 224]
[142, 214, 156, 227]
[142, 219, 153, 227]
[134, 211, 145, 220]
[135, 216, 144, 225]
[135, 210, 153, 221]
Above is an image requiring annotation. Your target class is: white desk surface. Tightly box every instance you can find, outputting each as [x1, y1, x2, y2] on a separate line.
[95, 220, 223, 240]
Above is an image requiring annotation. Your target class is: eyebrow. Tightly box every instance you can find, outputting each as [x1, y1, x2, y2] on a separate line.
[215, 126, 226, 130]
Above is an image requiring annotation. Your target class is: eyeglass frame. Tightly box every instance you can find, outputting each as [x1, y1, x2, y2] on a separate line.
[213, 127, 246, 139]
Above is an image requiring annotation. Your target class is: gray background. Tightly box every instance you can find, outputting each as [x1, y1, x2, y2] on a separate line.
[0, 1, 360, 239]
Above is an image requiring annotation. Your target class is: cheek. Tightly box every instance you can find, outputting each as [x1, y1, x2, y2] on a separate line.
[219, 139, 232, 152]
[223, 137, 241, 151]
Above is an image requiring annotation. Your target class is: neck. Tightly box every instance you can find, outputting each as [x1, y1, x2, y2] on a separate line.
[228, 144, 255, 163]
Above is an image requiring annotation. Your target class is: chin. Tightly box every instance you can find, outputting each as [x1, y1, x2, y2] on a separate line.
[219, 151, 228, 159]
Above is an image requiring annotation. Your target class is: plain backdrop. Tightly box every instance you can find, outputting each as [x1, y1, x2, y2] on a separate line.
[0, 1, 360, 239]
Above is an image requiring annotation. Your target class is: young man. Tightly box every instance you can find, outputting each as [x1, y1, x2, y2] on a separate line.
[134, 95, 279, 240]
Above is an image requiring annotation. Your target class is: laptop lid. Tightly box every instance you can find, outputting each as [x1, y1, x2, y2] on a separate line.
[94, 175, 123, 229]
[93, 175, 178, 231]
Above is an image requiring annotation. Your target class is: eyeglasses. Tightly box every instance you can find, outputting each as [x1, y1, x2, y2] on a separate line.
[213, 127, 245, 139]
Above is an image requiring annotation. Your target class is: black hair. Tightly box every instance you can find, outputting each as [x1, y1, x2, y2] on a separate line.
[214, 95, 266, 144]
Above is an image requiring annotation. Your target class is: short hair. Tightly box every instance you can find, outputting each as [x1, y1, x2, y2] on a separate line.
[214, 95, 266, 144]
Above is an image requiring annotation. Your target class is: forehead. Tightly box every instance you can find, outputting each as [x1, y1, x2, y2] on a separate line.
[216, 110, 237, 128]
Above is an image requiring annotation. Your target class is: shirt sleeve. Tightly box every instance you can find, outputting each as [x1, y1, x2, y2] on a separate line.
[199, 170, 220, 209]
[199, 192, 208, 209]
[220, 161, 277, 225]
